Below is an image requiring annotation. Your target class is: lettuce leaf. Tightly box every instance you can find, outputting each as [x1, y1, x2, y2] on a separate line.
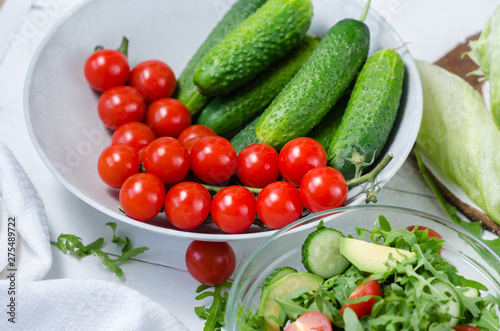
[465, 5, 500, 129]
[415, 60, 500, 224]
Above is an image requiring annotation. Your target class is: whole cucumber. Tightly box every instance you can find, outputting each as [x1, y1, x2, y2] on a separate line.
[256, 19, 370, 150]
[174, 0, 268, 115]
[193, 0, 313, 96]
[197, 35, 320, 136]
[230, 115, 261, 154]
[327, 49, 405, 180]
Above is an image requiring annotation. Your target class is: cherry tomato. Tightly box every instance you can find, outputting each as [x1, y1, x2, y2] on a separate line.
[111, 121, 156, 152]
[237, 143, 279, 188]
[299, 166, 348, 213]
[84, 48, 129, 92]
[145, 98, 191, 138]
[284, 312, 332, 331]
[143, 137, 190, 185]
[119, 173, 166, 221]
[279, 137, 327, 186]
[211, 186, 256, 234]
[97, 144, 139, 188]
[178, 125, 217, 153]
[185, 241, 236, 286]
[97, 86, 146, 130]
[340, 280, 382, 318]
[452, 326, 481, 331]
[164, 182, 211, 230]
[128, 59, 176, 104]
[256, 182, 303, 229]
[190, 136, 238, 184]
[406, 225, 442, 240]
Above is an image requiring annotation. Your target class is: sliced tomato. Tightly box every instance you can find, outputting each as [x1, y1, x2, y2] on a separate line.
[284, 311, 332, 331]
[452, 326, 480, 331]
[406, 225, 442, 239]
[339, 280, 382, 318]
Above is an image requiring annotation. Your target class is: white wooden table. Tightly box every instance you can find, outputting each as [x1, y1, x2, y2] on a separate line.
[0, 0, 498, 329]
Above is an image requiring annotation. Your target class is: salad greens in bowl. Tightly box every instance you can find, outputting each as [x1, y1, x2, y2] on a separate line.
[226, 205, 500, 330]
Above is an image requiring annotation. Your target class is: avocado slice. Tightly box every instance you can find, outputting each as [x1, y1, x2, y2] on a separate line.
[257, 272, 323, 331]
[339, 238, 416, 274]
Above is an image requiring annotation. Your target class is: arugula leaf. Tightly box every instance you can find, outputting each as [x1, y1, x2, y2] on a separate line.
[51, 222, 148, 278]
[195, 281, 232, 331]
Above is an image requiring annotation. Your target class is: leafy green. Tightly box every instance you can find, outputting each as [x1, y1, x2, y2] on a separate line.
[464, 4, 500, 130]
[51, 222, 148, 278]
[195, 281, 232, 331]
[415, 60, 500, 224]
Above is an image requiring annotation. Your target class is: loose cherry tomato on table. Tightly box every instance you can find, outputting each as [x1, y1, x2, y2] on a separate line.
[144, 98, 191, 138]
[185, 241, 236, 286]
[128, 59, 176, 104]
[119, 173, 166, 222]
[237, 143, 279, 188]
[177, 125, 217, 153]
[84, 37, 129, 92]
[339, 279, 382, 318]
[452, 326, 481, 331]
[284, 311, 332, 331]
[211, 186, 256, 234]
[406, 225, 442, 239]
[299, 166, 348, 213]
[111, 121, 156, 152]
[97, 86, 146, 130]
[164, 182, 211, 230]
[279, 137, 327, 186]
[256, 182, 303, 230]
[97, 143, 140, 188]
[190, 136, 238, 184]
[142, 137, 190, 185]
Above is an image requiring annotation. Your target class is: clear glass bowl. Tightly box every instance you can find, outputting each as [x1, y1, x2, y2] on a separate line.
[225, 205, 500, 330]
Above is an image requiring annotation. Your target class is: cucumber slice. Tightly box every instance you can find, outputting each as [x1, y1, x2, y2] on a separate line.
[261, 267, 297, 296]
[301, 227, 350, 278]
[433, 282, 460, 326]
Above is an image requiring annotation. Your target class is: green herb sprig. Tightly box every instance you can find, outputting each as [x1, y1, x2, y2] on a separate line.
[195, 281, 232, 331]
[51, 222, 148, 278]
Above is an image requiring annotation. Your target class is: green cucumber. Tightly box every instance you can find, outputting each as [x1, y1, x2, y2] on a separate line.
[230, 115, 261, 154]
[197, 35, 320, 136]
[256, 18, 370, 150]
[261, 266, 297, 295]
[193, 0, 313, 96]
[327, 49, 404, 180]
[174, 0, 268, 115]
[301, 227, 350, 279]
[307, 93, 350, 151]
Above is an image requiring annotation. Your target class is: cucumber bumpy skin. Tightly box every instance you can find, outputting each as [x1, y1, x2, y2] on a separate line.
[193, 0, 313, 97]
[174, 0, 268, 115]
[229, 115, 261, 154]
[327, 49, 405, 181]
[256, 19, 370, 150]
[197, 35, 320, 136]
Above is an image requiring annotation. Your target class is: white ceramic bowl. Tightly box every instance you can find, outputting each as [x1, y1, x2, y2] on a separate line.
[24, 0, 422, 240]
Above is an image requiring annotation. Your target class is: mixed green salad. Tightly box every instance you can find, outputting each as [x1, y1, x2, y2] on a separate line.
[237, 216, 500, 330]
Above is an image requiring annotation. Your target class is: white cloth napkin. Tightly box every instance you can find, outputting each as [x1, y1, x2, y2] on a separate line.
[0, 142, 188, 330]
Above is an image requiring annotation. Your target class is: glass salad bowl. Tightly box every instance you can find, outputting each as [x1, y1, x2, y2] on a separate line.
[226, 205, 500, 330]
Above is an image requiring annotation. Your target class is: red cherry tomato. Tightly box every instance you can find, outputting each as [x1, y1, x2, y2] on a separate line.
[211, 186, 256, 234]
[164, 182, 211, 230]
[111, 121, 156, 152]
[97, 144, 139, 188]
[143, 137, 190, 185]
[190, 136, 238, 184]
[97, 86, 146, 130]
[119, 173, 166, 221]
[84, 49, 129, 92]
[452, 326, 481, 331]
[185, 241, 236, 286]
[145, 98, 191, 138]
[406, 225, 442, 240]
[237, 143, 279, 188]
[178, 125, 217, 153]
[284, 311, 332, 331]
[299, 166, 348, 213]
[340, 280, 382, 318]
[279, 137, 327, 186]
[128, 59, 176, 104]
[256, 182, 303, 230]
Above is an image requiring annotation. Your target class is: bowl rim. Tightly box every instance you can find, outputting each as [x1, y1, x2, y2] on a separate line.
[226, 204, 500, 326]
[23, 0, 422, 241]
